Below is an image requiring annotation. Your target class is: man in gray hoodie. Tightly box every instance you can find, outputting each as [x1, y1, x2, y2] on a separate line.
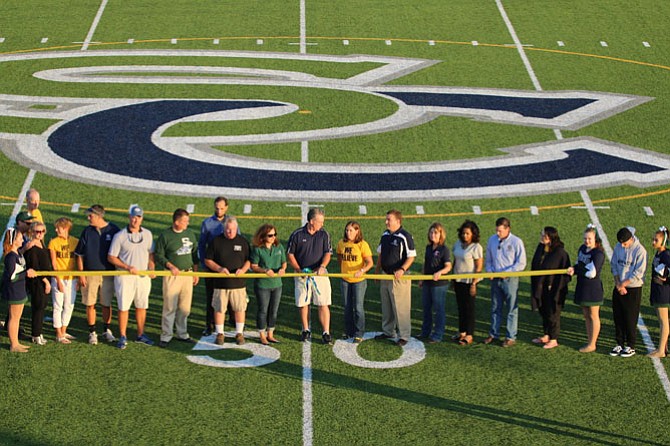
[610, 227, 647, 357]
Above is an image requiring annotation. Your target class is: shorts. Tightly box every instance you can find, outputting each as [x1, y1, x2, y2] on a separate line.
[294, 275, 332, 307]
[81, 275, 115, 307]
[212, 288, 248, 313]
[115, 275, 152, 311]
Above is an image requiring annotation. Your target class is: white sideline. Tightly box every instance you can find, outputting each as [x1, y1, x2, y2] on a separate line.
[496, 0, 670, 403]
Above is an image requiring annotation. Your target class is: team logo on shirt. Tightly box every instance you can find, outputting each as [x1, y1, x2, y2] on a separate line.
[1, 50, 668, 201]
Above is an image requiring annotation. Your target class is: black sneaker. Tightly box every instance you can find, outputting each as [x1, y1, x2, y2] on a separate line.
[301, 330, 311, 342]
[620, 346, 636, 358]
[322, 333, 333, 345]
[609, 345, 623, 357]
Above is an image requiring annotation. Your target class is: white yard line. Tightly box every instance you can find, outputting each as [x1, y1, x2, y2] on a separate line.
[496, 0, 670, 402]
[81, 0, 109, 51]
[299, 0, 307, 54]
[299, 2, 313, 444]
[302, 340, 314, 446]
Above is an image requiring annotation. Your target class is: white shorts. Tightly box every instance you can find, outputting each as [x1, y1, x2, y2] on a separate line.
[115, 275, 152, 311]
[294, 275, 331, 307]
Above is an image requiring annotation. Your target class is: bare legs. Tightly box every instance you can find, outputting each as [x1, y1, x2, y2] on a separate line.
[579, 306, 600, 353]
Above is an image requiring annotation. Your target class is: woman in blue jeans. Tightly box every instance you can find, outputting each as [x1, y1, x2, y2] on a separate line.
[420, 222, 452, 343]
[250, 224, 286, 345]
[336, 221, 373, 343]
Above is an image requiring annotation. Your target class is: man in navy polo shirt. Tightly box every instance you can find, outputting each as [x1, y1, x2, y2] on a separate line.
[375, 209, 416, 346]
[287, 208, 333, 344]
[74, 205, 120, 345]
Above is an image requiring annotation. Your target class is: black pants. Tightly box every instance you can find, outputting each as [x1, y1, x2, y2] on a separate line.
[454, 282, 476, 336]
[539, 292, 562, 340]
[612, 286, 642, 348]
[31, 289, 48, 337]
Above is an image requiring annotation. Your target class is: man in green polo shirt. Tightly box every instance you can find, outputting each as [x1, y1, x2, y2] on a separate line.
[153, 208, 200, 348]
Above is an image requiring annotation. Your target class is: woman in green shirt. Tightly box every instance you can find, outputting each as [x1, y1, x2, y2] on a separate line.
[250, 224, 287, 345]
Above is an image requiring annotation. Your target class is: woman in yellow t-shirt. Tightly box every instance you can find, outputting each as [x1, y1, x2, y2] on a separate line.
[336, 221, 373, 343]
[48, 217, 79, 343]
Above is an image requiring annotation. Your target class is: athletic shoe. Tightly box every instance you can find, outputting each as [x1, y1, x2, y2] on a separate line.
[609, 345, 623, 357]
[135, 334, 154, 346]
[620, 346, 636, 358]
[88, 332, 98, 345]
[322, 332, 333, 345]
[215, 333, 225, 345]
[32, 335, 47, 346]
[235, 333, 245, 345]
[175, 336, 195, 344]
[117, 336, 128, 350]
[301, 330, 311, 342]
[102, 329, 116, 342]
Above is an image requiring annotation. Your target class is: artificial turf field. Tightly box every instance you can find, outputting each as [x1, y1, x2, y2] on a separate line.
[1, 1, 670, 445]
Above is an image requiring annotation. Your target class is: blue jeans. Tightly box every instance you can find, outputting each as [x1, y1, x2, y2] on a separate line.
[255, 284, 282, 331]
[421, 284, 447, 341]
[489, 277, 519, 340]
[341, 280, 367, 338]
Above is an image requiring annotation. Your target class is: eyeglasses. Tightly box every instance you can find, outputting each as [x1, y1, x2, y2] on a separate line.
[267, 233, 276, 238]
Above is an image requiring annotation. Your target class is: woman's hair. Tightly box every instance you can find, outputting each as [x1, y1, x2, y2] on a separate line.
[457, 220, 480, 244]
[342, 221, 363, 243]
[252, 223, 279, 247]
[655, 226, 669, 248]
[2, 228, 17, 256]
[584, 224, 603, 251]
[427, 222, 446, 246]
[543, 226, 564, 251]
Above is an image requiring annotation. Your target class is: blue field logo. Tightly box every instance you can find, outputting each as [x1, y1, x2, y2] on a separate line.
[1, 50, 668, 201]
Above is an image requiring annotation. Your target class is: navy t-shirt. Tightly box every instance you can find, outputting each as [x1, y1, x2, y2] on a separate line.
[287, 225, 332, 271]
[423, 244, 451, 287]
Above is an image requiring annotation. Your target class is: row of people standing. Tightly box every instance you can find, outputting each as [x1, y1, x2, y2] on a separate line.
[3, 197, 668, 356]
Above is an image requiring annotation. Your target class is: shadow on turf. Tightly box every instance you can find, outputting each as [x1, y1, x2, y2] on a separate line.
[262, 360, 663, 446]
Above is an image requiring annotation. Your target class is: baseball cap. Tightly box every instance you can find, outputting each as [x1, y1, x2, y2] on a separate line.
[15, 211, 35, 223]
[129, 206, 144, 217]
[85, 204, 105, 217]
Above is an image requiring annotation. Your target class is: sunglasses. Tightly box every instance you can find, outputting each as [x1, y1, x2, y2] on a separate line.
[35, 229, 46, 234]
[266, 233, 277, 238]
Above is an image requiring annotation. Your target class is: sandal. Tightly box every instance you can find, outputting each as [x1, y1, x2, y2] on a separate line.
[458, 336, 473, 346]
[57, 337, 71, 344]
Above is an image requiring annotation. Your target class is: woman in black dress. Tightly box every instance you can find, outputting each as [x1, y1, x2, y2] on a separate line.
[567, 224, 605, 353]
[530, 227, 571, 349]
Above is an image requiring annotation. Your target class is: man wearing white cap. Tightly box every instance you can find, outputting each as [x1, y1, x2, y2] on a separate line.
[107, 206, 155, 349]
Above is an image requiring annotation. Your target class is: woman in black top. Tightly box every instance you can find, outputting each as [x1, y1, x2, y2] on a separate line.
[24, 221, 52, 345]
[648, 226, 670, 358]
[530, 227, 571, 349]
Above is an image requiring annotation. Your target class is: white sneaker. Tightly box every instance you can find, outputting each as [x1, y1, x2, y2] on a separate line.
[64, 332, 76, 340]
[102, 329, 116, 342]
[32, 335, 47, 345]
[89, 331, 98, 345]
